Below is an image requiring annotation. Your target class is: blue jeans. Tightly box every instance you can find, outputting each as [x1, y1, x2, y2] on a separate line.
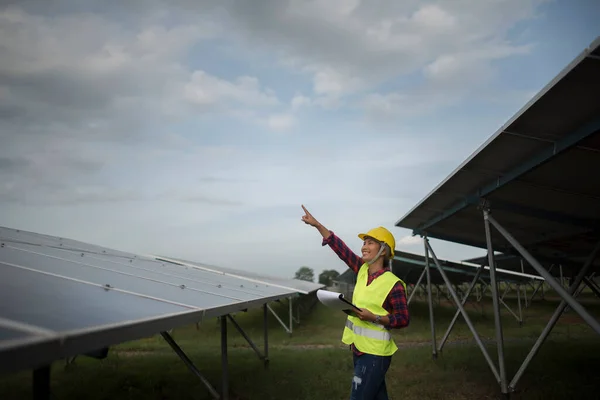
[350, 352, 392, 400]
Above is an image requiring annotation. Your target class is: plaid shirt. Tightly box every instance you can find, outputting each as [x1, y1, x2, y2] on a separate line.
[322, 231, 409, 355]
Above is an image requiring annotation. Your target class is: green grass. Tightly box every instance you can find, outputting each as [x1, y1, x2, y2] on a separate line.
[1, 296, 599, 400]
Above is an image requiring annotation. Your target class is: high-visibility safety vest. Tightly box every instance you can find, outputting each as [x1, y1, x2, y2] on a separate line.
[341, 263, 406, 356]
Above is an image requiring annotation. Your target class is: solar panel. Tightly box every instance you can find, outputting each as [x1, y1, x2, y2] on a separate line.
[0, 326, 32, 342]
[0, 226, 297, 376]
[156, 255, 326, 294]
[392, 250, 542, 285]
[0, 227, 141, 259]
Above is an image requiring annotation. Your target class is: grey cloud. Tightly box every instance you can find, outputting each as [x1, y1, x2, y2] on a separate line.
[0, 185, 143, 206]
[197, 176, 259, 183]
[216, 0, 545, 89]
[0, 156, 28, 172]
[182, 195, 243, 206]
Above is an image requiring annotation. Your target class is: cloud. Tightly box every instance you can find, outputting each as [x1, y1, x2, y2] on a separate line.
[0, 3, 294, 209]
[266, 113, 296, 131]
[291, 94, 311, 110]
[398, 235, 423, 245]
[184, 72, 279, 111]
[0, 0, 572, 278]
[212, 0, 545, 105]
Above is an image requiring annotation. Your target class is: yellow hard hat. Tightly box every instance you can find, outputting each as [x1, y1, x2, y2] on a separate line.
[358, 226, 396, 258]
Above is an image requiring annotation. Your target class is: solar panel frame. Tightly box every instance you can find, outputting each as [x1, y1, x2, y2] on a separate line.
[0, 226, 297, 375]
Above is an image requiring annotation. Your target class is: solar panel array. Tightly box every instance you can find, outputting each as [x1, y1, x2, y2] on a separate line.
[393, 250, 543, 285]
[332, 250, 542, 287]
[0, 226, 297, 375]
[155, 255, 326, 295]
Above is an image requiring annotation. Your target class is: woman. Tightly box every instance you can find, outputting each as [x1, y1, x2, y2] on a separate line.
[301, 205, 409, 400]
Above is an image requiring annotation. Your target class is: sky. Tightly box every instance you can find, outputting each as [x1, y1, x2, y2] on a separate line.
[1, 0, 599, 280]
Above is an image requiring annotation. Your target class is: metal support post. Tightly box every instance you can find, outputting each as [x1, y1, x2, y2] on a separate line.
[221, 316, 229, 400]
[541, 278, 545, 299]
[525, 281, 544, 307]
[264, 304, 270, 368]
[509, 238, 600, 391]
[528, 274, 548, 305]
[423, 235, 437, 359]
[33, 365, 51, 400]
[501, 284, 511, 301]
[583, 276, 600, 298]
[289, 296, 293, 334]
[426, 239, 501, 383]
[226, 314, 268, 366]
[517, 284, 523, 326]
[266, 304, 292, 334]
[559, 264, 564, 289]
[520, 259, 529, 309]
[487, 214, 600, 335]
[161, 331, 220, 400]
[407, 268, 427, 305]
[498, 295, 522, 324]
[439, 260, 486, 352]
[483, 209, 507, 394]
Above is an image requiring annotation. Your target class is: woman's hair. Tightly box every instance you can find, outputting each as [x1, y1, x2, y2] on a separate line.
[382, 243, 392, 267]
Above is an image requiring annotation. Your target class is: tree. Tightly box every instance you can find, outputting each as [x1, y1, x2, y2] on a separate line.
[294, 266, 314, 282]
[319, 269, 340, 286]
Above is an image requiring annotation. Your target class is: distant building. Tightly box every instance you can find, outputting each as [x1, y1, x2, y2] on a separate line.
[331, 269, 356, 298]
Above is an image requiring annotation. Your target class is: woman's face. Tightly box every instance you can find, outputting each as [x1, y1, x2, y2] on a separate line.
[361, 237, 383, 262]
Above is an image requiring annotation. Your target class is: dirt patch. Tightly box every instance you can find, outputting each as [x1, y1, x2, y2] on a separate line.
[114, 350, 156, 357]
[557, 315, 583, 325]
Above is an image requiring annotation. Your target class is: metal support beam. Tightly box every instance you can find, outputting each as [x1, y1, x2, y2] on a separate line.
[439, 260, 486, 352]
[520, 260, 528, 309]
[483, 210, 508, 394]
[292, 297, 301, 324]
[508, 238, 600, 391]
[161, 331, 220, 400]
[426, 239, 501, 383]
[412, 115, 600, 234]
[264, 304, 270, 368]
[501, 283, 511, 301]
[266, 304, 292, 335]
[499, 294, 522, 325]
[289, 296, 293, 334]
[583, 276, 600, 298]
[487, 214, 600, 335]
[528, 276, 547, 306]
[226, 314, 268, 367]
[221, 316, 229, 400]
[424, 235, 437, 359]
[407, 267, 427, 305]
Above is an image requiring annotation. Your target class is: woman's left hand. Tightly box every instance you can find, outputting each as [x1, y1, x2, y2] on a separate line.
[355, 308, 377, 322]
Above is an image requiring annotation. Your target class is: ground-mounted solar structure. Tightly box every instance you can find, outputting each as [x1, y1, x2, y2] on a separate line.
[153, 255, 325, 335]
[332, 250, 543, 343]
[0, 226, 311, 399]
[395, 36, 600, 395]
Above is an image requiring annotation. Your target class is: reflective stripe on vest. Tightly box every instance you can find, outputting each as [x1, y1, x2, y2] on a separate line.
[345, 319, 391, 341]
